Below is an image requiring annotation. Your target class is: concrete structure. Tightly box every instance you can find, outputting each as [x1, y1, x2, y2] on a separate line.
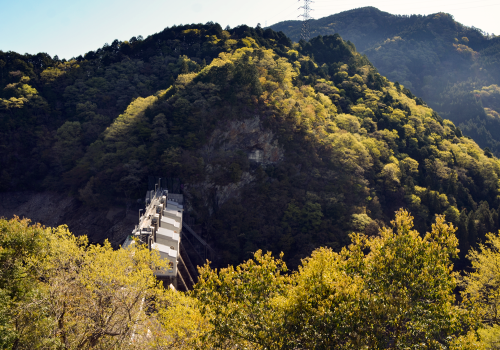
[151, 242, 178, 276]
[163, 208, 183, 222]
[160, 216, 181, 232]
[156, 227, 180, 251]
[124, 186, 185, 288]
[124, 182, 210, 291]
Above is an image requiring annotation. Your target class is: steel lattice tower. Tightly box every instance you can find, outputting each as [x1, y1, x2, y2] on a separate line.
[298, 0, 313, 41]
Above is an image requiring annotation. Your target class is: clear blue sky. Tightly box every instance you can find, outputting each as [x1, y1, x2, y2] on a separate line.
[1, 0, 499, 59]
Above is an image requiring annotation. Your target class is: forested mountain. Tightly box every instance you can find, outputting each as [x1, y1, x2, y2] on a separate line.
[271, 7, 500, 156]
[1, 23, 500, 269]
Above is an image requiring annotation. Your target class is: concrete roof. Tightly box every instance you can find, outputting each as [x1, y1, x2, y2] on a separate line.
[161, 216, 180, 229]
[157, 227, 180, 242]
[151, 242, 178, 258]
[167, 200, 183, 209]
[163, 208, 182, 218]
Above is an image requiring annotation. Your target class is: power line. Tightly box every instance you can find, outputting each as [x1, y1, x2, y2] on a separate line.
[266, 2, 301, 26]
[298, 0, 314, 41]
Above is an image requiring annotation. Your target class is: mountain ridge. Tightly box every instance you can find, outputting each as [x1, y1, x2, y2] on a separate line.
[1, 23, 500, 268]
[271, 7, 500, 156]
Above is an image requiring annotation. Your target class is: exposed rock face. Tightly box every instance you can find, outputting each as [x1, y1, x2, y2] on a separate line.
[0, 117, 284, 246]
[199, 116, 283, 165]
[0, 192, 137, 247]
[185, 116, 283, 216]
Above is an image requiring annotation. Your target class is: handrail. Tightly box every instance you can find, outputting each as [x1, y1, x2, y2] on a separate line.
[182, 222, 215, 255]
[178, 254, 196, 286]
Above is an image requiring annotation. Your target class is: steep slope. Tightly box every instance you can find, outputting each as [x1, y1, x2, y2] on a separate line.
[271, 7, 500, 155]
[0, 24, 293, 193]
[1, 24, 500, 268]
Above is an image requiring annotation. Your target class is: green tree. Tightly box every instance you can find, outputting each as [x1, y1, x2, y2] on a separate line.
[194, 210, 477, 349]
[193, 250, 290, 349]
[0, 216, 170, 349]
[284, 209, 470, 349]
[462, 231, 500, 349]
[0, 59, 5, 80]
[0, 217, 51, 349]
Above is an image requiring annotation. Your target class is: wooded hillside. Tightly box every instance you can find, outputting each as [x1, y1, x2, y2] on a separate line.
[272, 7, 500, 155]
[1, 23, 500, 269]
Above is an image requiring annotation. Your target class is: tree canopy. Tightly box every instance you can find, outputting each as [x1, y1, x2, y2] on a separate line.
[1, 23, 500, 269]
[272, 7, 500, 156]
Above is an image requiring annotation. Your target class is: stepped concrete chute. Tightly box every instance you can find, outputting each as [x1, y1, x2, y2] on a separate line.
[123, 179, 215, 291]
[123, 179, 215, 290]
[156, 227, 180, 250]
[124, 185, 183, 288]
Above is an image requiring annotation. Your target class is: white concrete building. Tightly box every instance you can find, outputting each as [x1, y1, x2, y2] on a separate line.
[151, 242, 178, 277]
[156, 226, 180, 251]
[160, 216, 181, 232]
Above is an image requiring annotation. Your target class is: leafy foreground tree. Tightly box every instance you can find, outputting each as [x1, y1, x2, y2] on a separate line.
[0, 217, 51, 348]
[1, 213, 493, 349]
[194, 210, 482, 349]
[461, 231, 500, 349]
[0, 216, 207, 350]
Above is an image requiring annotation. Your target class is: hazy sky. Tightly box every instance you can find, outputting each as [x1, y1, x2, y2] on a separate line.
[1, 0, 499, 59]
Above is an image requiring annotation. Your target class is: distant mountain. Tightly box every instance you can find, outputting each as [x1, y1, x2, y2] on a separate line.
[1, 23, 500, 268]
[271, 7, 500, 155]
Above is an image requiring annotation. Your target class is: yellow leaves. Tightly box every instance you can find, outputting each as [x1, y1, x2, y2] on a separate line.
[193, 250, 290, 348]
[378, 128, 399, 150]
[403, 123, 416, 138]
[299, 85, 315, 97]
[453, 43, 478, 60]
[39, 226, 167, 349]
[387, 108, 406, 123]
[241, 37, 258, 48]
[362, 137, 389, 165]
[190, 210, 467, 348]
[175, 72, 197, 87]
[0, 217, 175, 349]
[400, 156, 419, 175]
[462, 231, 500, 327]
[104, 95, 158, 142]
[350, 74, 364, 84]
[381, 163, 401, 187]
[0, 97, 28, 110]
[335, 113, 360, 133]
[408, 194, 422, 207]
[424, 213, 458, 256]
[335, 71, 349, 82]
[286, 49, 299, 60]
[223, 38, 238, 50]
[351, 104, 375, 119]
[151, 289, 210, 349]
[477, 325, 500, 349]
[206, 34, 220, 45]
[40, 67, 65, 82]
[316, 92, 334, 113]
[351, 213, 374, 231]
[329, 132, 372, 171]
[182, 28, 201, 36]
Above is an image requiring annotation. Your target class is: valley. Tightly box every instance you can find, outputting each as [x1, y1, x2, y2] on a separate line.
[1, 10, 500, 348]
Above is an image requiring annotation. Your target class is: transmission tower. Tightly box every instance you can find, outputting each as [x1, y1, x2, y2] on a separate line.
[298, 0, 313, 41]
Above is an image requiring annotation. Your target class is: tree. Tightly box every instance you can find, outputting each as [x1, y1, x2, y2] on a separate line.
[193, 250, 290, 349]
[193, 210, 477, 349]
[148, 288, 209, 349]
[284, 209, 473, 349]
[462, 231, 500, 349]
[0, 59, 5, 80]
[0, 216, 170, 349]
[0, 217, 51, 349]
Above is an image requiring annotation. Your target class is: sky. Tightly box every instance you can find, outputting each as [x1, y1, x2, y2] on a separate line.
[1, 0, 499, 59]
